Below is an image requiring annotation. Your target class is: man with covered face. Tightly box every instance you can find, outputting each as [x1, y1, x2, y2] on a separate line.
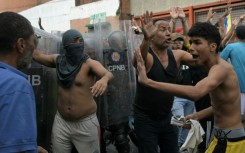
[33, 29, 113, 153]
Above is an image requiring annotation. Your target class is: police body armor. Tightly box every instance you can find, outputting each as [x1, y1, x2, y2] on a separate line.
[94, 21, 136, 128]
[93, 21, 137, 153]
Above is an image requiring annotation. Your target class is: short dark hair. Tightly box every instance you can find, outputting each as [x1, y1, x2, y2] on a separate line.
[0, 12, 34, 54]
[188, 22, 221, 53]
[153, 18, 167, 25]
[235, 25, 245, 40]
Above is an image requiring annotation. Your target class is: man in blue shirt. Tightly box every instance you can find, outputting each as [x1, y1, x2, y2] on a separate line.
[220, 25, 245, 119]
[0, 12, 39, 153]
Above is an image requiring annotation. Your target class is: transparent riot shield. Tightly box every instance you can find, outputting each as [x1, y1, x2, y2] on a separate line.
[83, 33, 98, 60]
[94, 20, 136, 129]
[21, 27, 62, 151]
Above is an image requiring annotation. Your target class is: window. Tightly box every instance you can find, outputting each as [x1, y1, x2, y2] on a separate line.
[75, 0, 100, 6]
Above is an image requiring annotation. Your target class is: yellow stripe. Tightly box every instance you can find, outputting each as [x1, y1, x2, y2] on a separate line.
[226, 14, 232, 34]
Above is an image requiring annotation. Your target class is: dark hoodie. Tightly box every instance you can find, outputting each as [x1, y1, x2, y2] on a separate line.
[56, 29, 90, 88]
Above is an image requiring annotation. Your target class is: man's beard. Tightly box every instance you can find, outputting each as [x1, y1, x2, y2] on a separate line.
[17, 49, 33, 70]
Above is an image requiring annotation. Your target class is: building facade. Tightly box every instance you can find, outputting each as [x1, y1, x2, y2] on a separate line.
[0, 0, 50, 12]
[0, 0, 244, 33]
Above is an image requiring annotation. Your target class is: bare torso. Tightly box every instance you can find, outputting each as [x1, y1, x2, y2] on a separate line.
[57, 60, 97, 120]
[210, 58, 242, 129]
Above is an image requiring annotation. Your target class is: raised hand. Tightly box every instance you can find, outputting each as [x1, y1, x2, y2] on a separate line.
[135, 48, 148, 85]
[206, 8, 216, 23]
[177, 7, 186, 19]
[170, 7, 178, 19]
[222, 7, 232, 18]
[240, 14, 245, 21]
[131, 15, 142, 34]
[231, 18, 239, 27]
[141, 11, 157, 40]
[227, 0, 232, 9]
[131, 15, 137, 26]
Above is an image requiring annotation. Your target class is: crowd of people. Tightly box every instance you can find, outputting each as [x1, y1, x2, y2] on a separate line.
[132, 4, 245, 153]
[0, 2, 245, 153]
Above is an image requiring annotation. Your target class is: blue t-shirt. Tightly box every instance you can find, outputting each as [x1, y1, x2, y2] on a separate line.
[0, 62, 37, 153]
[220, 42, 245, 93]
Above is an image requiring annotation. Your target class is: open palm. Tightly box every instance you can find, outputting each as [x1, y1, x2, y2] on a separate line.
[141, 11, 157, 40]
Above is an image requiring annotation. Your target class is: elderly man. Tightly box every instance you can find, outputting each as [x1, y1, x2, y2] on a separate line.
[0, 12, 48, 153]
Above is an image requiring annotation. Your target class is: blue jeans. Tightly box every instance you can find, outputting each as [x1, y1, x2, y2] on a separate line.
[171, 97, 196, 145]
[134, 113, 178, 153]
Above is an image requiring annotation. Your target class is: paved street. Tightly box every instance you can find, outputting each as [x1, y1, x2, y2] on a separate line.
[106, 140, 138, 153]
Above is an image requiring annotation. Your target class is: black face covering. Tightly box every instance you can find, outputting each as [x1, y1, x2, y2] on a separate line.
[65, 43, 85, 65]
[56, 43, 90, 88]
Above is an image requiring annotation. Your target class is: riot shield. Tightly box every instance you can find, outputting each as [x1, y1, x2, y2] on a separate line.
[21, 27, 62, 151]
[94, 20, 136, 128]
[83, 33, 98, 60]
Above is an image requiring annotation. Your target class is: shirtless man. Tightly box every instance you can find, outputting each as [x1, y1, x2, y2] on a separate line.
[135, 22, 245, 153]
[33, 29, 113, 153]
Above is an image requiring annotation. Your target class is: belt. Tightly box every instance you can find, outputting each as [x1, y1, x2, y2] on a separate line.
[214, 127, 245, 142]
